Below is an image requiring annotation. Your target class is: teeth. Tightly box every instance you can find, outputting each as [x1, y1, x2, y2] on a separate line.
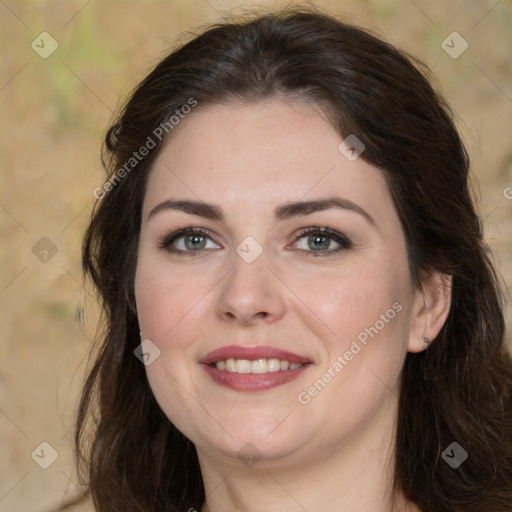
[236, 359, 252, 374]
[225, 358, 237, 372]
[267, 358, 281, 372]
[251, 359, 267, 373]
[214, 358, 304, 373]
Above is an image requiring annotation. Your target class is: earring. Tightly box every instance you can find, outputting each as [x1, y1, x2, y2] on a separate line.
[139, 331, 143, 339]
[422, 336, 432, 381]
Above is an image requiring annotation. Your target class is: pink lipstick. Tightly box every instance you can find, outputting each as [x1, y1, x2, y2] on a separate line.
[200, 345, 312, 392]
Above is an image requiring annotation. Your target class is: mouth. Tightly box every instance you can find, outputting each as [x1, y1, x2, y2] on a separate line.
[212, 358, 304, 373]
[199, 345, 312, 392]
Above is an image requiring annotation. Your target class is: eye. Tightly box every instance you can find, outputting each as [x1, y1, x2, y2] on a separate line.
[158, 225, 352, 257]
[291, 226, 352, 257]
[159, 227, 220, 255]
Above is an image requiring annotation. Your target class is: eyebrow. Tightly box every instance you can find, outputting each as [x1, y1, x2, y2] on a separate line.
[147, 196, 375, 225]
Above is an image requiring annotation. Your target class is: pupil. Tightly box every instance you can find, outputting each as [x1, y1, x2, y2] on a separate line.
[186, 235, 205, 250]
[309, 234, 329, 250]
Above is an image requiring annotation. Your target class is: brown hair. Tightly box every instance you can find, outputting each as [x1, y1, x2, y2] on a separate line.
[70, 7, 512, 511]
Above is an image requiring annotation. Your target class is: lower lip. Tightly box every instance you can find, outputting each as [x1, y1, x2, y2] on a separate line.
[202, 364, 310, 392]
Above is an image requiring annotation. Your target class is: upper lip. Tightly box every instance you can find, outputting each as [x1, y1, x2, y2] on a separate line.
[200, 345, 312, 365]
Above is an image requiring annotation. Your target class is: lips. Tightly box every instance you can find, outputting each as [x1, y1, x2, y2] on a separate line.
[199, 345, 312, 392]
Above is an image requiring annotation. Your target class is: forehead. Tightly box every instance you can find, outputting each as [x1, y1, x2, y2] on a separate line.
[143, 99, 393, 223]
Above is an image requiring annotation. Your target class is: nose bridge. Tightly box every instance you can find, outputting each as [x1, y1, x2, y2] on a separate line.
[225, 235, 270, 297]
[216, 235, 285, 323]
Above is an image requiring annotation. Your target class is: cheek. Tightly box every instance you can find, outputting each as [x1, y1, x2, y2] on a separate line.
[134, 258, 211, 433]
[302, 257, 409, 344]
[294, 274, 410, 438]
[298, 257, 411, 402]
[134, 255, 211, 342]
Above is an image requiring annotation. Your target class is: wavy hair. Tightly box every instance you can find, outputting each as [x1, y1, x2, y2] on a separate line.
[67, 7, 512, 512]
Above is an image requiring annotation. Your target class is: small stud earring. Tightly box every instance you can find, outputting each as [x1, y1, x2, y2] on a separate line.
[422, 336, 432, 381]
[139, 331, 143, 339]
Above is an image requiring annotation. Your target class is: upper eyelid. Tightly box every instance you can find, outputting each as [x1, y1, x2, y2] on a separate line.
[160, 226, 219, 245]
[161, 226, 351, 251]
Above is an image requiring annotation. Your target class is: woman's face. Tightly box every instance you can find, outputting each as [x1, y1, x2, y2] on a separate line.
[135, 99, 424, 468]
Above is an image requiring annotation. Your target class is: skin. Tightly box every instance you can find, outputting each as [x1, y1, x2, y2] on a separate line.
[134, 98, 451, 512]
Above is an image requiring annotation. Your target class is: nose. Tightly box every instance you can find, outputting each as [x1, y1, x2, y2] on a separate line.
[215, 246, 287, 326]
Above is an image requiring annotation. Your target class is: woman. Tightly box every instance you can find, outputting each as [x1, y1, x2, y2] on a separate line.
[73, 7, 512, 512]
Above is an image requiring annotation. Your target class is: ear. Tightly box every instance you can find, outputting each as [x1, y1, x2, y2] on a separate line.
[408, 272, 452, 353]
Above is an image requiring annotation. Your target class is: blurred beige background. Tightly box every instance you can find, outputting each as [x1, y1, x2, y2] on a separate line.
[1, 0, 511, 510]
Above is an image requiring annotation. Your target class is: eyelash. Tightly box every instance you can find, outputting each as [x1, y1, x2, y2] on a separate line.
[158, 225, 352, 258]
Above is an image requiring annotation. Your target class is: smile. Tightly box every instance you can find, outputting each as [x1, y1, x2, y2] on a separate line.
[213, 358, 304, 373]
[200, 345, 312, 392]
